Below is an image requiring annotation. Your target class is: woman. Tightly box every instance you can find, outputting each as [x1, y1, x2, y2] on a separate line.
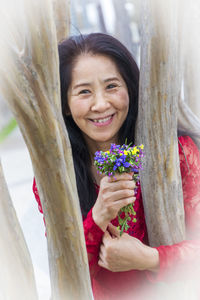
[33, 33, 200, 299]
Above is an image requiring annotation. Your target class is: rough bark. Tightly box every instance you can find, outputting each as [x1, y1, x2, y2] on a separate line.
[136, 0, 185, 246]
[0, 161, 38, 300]
[0, 1, 93, 299]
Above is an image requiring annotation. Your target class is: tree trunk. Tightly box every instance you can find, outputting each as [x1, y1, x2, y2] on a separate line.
[0, 1, 93, 299]
[52, 0, 70, 42]
[0, 161, 38, 300]
[136, 0, 185, 247]
[178, 97, 200, 149]
[177, 0, 200, 148]
[96, 1, 107, 34]
[183, 1, 200, 120]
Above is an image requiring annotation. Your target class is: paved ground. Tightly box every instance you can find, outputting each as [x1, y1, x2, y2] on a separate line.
[0, 127, 51, 299]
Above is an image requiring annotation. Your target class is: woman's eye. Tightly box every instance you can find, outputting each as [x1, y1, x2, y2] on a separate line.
[106, 84, 117, 89]
[79, 89, 91, 95]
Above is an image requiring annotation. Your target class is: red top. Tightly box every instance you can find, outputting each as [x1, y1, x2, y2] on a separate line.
[33, 136, 200, 299]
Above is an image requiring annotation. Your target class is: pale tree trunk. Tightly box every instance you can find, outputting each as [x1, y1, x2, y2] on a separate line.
[52, 0, 70, 42]
[0, 161, 38, 300]
[96, 1, 107, 34]
[182, 1, 200, 120]
[0, 1, 93, 299]
[178, 97, 200, 149]
[177, 0, 200, 148]
[136, 0, 185, 247]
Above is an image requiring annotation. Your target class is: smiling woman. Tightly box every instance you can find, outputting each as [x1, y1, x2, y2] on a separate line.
[58, 33, 139, 218]
[33, 33, 200, 300]
[67, 54, 129, 149]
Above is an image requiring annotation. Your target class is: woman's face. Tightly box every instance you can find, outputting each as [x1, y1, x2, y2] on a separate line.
[67, 53, 129, 148]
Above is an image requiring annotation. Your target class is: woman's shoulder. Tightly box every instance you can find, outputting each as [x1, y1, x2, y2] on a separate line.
[178, 135, 198, 148]
[178, 135, 199, 157]
[178, 135, 200, 175]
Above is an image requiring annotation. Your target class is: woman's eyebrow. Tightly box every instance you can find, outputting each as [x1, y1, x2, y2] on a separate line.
[72, 82, 91, 90]
[72, 77, 120, 90]
[104, 77, 120, 83]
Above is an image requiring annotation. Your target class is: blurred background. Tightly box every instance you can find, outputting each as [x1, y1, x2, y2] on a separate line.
[0, 1, 141, 299]
[2, 0, 200, 298]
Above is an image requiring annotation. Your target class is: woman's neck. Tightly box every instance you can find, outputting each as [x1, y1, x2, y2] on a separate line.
[83, 135, 119, 185]
[84, 136, 119, 160]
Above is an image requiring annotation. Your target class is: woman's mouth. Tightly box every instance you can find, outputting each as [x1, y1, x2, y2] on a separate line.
[89, 114, 115, 126]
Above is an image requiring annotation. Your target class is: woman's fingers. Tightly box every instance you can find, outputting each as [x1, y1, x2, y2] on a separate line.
[100, 174, 136, 193]
[112, 196, 136, 210]
[93, 173, 137, 230]
[107, 223, 120, 238]
[108, 172, 133, 182]
[108, 179, 136, 192]
[99, 233, 111, 260]
[108, 189, 136, 201]
[98, 257, 109, 270]
[102, 230, 111, 243]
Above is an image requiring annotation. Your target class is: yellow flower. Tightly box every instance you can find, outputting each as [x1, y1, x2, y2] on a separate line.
[124, 150, 128, 155]
[131, 147, 138, 155]
[140, 144, 144, 150]
[105, 150, 110, 154]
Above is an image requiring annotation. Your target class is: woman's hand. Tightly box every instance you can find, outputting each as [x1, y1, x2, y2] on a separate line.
[92, 173, 136, 231]
[98, 223, 159, 272]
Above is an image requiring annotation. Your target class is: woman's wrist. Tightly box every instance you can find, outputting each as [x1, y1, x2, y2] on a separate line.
[92, 207, 108, 232]
[145, 247, 159, 273]
[130, 243, 159, 272]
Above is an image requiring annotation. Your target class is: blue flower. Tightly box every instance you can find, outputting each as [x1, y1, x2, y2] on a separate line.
[123, 162, 130, 168]
[131, 167, 138, 173]
[115, 160, 121, 167]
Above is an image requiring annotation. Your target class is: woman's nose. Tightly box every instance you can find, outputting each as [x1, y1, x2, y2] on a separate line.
[91, 91, 111, 112]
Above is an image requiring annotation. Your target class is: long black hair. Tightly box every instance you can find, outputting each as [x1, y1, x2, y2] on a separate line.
[58, 33, 139, 216]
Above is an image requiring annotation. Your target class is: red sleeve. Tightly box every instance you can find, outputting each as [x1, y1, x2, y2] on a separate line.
[83, 209, 104, 278]
[33, 178, 46, 228]
[32, 178, 104, 278]
[148, 136, 200, 282]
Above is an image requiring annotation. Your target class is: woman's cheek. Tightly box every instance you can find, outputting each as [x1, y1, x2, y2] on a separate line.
[115, 89, 129, 109]
[70, 100, 89, 117]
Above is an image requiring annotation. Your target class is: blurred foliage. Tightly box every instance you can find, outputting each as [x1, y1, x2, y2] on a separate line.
[0, 119, 17, 144]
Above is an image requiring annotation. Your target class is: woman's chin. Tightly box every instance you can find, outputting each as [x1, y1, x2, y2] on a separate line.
[83, 131, 118, 146]
[91, 135, 118, 144]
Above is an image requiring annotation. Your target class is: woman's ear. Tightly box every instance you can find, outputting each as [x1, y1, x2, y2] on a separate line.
[65, 111, 71, 116]
[64, 106, 71, 116]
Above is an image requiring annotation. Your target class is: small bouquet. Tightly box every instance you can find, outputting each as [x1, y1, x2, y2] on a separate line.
[94, 142, 144, 236]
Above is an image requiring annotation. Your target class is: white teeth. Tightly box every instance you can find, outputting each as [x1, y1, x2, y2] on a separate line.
[93, 115, 112, 123]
